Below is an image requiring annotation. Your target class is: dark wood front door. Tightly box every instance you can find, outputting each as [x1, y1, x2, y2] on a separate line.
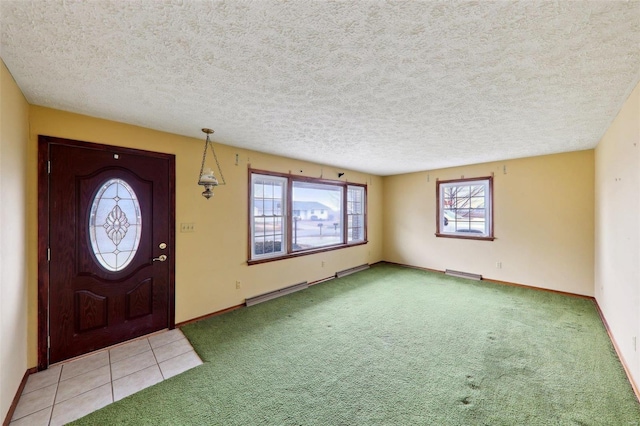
[39, 136, 175, 367]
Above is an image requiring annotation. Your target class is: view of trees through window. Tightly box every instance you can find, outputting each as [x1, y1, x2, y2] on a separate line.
[437, 177, 493, 239]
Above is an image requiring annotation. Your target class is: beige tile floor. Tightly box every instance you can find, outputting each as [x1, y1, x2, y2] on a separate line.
[10, 329, 202, 426]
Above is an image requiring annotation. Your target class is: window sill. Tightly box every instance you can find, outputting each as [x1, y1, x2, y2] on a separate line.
[248, 241, 368, 265]
[435, 233, 495, 241]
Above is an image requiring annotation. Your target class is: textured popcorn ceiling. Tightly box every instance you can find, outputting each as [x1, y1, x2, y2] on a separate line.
[1, 1, 639, 175]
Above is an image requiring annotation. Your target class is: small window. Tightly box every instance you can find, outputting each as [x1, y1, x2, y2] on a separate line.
[436, 176, 493, 240]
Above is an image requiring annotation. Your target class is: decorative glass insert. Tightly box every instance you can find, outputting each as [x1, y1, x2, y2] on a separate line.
[89, 178, 142, 272]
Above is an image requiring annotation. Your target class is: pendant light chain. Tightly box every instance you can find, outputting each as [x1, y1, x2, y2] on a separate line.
[208, 137, 226, 185]
[198, 136, 208, 182]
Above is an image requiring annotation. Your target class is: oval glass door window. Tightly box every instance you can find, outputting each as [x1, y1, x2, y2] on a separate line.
[89, 178, 142, 272]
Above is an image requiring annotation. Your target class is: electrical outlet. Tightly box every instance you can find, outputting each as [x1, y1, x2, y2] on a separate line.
[235, 280, 241, 289]
[321, 261, 325, 267]
[180, 223, 195, 233]
[633, 336, 637, 352]
[496, 261, 502, 269]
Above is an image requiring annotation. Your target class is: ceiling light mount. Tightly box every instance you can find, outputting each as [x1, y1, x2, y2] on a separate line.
[198, 128, 226, 199]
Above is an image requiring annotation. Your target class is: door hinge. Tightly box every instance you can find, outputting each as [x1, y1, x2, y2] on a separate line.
[47, 335, 50, 348]
[48, 160, 51, 174]
[47, 248, 50, 262]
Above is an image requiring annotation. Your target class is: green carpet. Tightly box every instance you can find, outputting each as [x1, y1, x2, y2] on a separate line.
[73, 263, 640, 425]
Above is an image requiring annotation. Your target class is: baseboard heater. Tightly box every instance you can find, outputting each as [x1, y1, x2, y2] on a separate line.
[245, 281, 308, 307]
[445, 269, 483, 281]
[335, 264, 370, 278]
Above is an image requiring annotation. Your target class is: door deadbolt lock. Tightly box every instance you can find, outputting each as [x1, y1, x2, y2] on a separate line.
[158, 242, 167, 250]
[152, 254, 168, 262]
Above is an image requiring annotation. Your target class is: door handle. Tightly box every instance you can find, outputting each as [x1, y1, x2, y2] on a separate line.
[152, 254, 168, 262]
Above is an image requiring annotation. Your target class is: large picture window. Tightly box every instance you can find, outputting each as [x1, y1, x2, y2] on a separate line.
[292, 181, 343, 251]
[250, 170, 367, 263]
[436, 176, 494, 240]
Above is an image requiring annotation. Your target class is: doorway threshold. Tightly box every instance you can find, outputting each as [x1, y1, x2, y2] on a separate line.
[10, 328, 202, 425]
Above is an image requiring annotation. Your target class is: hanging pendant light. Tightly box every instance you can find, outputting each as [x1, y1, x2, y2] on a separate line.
[197, 128, 226, 199]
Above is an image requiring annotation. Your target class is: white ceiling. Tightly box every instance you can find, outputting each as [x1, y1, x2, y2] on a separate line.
[1, 1, 639, 176]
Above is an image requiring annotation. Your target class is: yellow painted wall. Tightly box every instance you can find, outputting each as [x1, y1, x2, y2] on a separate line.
[595, 81, 640, 387]
[26, 106, 384, 368]
[383, 150, 595, 296]
[0, 60, 30, 420]
[3, 64, 632, 413]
